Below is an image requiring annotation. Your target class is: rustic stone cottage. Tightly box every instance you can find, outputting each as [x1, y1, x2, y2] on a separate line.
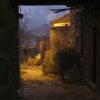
[50, 13, 76, 54]
[50, 2, 100, 93]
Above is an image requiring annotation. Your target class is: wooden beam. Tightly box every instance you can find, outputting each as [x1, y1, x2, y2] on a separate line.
[18, 0, 66, 5]
[18, 0, 98, 7]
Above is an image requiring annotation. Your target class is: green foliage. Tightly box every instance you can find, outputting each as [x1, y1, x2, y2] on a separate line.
[33, 59, 42, 66]
[42, 51, 58, 75]
[42, 60, 58, 75]
[54, 48, 80, 71]
[42, 48, 80, 76]
[39, 40, 47, 62]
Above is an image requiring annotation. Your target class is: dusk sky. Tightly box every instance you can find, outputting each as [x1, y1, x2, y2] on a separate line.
[19, 5, 70, 30]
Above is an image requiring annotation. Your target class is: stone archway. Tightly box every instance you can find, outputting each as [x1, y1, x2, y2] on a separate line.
[0, 0, 19, 99]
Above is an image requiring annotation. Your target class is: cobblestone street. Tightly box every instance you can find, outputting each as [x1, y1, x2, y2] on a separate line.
[20, 65, 100, 100]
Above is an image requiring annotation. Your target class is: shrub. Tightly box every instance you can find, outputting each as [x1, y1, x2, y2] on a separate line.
[33, 59, 41, 66]
[42, 50, 58, 75]
[27, 57, 34, 66]
[53, 47, 80, 73]
[34, 53, 42, 66]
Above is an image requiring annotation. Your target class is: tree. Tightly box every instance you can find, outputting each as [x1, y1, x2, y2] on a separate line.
[19, 8, 35, 61]
[39, 40, 47, 61]
[19, 8, 32, 48]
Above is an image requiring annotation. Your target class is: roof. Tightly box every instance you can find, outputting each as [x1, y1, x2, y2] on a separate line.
[51, 13, 71, 23]
[51, 13, 71, 28]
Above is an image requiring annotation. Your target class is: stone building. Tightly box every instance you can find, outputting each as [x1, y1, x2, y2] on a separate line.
[80, 5, 100, 93]
[70, 8, 81, 51]
[66, 2, 100, 93]
[51, 0, 100, 94]
[50, 13, 75, 55]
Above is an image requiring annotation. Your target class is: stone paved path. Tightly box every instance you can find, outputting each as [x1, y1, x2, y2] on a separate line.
[19, 65, 100, 100]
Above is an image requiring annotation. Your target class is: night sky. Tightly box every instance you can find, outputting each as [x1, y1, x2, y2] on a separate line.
[19, 5, 70, 30]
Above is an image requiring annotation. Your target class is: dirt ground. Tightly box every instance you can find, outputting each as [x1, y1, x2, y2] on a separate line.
[19, 65, 100, 100]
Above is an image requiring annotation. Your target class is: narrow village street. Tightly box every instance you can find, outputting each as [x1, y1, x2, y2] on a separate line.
[1, 1, 100, 100]
[20, 64, 100, 100]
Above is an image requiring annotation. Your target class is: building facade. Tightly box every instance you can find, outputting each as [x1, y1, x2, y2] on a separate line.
[81, 5, 100, 92]
[67, 2, 100, 93]
[50, 14, 76, 55]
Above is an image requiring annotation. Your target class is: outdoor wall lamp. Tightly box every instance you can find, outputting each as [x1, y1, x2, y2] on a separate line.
[18, 13, 24, 19]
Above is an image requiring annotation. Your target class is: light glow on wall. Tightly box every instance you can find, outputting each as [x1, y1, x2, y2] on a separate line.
[53, 23, 70, 27]
[35, 53, 41, 60]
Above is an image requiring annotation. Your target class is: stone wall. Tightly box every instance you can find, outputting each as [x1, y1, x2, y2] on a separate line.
[69, 5, 100, 92]
[50, 27, 73, 54]
[70, 8, 81, 52]
[0, 0, 19, 99]
[81, 5, 100, 92]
